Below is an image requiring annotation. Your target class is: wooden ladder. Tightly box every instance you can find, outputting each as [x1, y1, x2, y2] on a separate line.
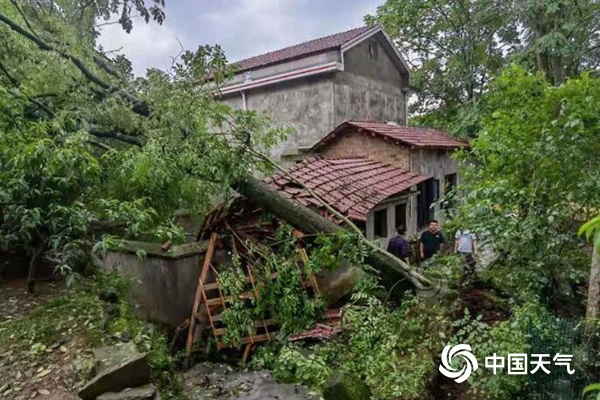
[186, 231, 322, 362]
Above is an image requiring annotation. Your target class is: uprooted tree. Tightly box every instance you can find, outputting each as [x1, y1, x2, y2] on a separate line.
[0, 0, 431, 292]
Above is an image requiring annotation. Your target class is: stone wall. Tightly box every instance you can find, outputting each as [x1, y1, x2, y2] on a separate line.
[317, 129, 411, 170]
[103, 240, 213, 327]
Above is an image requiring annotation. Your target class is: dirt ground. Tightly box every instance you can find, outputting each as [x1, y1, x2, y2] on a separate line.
[0, 280, 84, 400]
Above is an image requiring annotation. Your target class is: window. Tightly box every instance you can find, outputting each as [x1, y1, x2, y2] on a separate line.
[445, 173, 457, 192]
[432, 179, 440, 201]
[374, 208, 388, 237]
[444, 173, 458, 211]
[395, 203, 407, 231]
[368, 41, 379, 60]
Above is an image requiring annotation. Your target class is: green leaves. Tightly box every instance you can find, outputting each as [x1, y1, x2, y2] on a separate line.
[579, 216, 600, 250]
[0, 0, 287, 283]
[584, 383, 600, 400]
[368, 0, 519, 121]
[453, 67, 600, 300]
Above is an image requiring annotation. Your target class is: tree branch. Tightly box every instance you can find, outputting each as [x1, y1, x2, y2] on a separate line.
[0, 12, 150, 117]
[88, 127, 143, 147]
[0, 60, 56, 117]
[9, 0, 38, 35]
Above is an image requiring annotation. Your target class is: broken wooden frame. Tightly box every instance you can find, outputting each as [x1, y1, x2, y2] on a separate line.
[186, 225, 326, 361]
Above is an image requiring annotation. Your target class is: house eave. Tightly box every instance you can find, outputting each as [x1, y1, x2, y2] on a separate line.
[220, 61, 343, 95]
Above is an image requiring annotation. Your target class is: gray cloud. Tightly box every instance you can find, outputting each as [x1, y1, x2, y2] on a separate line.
[97, 0, 383, 76]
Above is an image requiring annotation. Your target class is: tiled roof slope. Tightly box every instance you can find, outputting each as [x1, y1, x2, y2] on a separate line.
[233, 26, 371, 73]
[267, 156, 428, 221]
[314, 121, 469, 149]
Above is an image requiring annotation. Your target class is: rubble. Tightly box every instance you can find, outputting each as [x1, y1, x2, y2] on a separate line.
[183, 362, 316, 400]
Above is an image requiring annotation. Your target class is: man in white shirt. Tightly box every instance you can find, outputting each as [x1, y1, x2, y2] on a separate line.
[455, 230, 477, 277]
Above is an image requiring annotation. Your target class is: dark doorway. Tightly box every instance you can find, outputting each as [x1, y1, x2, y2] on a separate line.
[374, 208, 388, 237]
[417, 179, 439, 227]
[395, 203, 407, 231]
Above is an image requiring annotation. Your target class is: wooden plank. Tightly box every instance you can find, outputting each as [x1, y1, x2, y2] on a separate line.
[213, 319, 275, 336]
[217, 333, 273, 350]
[206, 292, 254, 306]
[242, 344, 253, 364]
[202, 272, 278, 291]
[186, 232, 218, 352]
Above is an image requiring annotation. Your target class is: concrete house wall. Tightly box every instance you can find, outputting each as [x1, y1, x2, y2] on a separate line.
[333, 35, 406, 127]
[233, 75, 335, 160]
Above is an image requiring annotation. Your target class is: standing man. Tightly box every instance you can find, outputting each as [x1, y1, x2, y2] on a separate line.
[420, 220, 445, 261]
[455, 229, 477, 277]
[387, 225, 410, 263]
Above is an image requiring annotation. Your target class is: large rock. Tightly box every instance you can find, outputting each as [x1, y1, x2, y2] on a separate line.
[92, 342, 140, 374]
[78, 343, 151, 400]
[97, 385, 157, 400]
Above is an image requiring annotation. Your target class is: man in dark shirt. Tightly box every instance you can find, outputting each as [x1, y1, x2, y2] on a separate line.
[420, 220, 445, 260]
[387, 226, 410, 263]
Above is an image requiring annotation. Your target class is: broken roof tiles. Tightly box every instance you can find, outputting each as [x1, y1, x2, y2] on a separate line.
[267, 156, 428, 222]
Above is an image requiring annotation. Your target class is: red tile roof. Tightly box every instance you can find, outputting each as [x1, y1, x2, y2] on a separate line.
[267, 156, 428, 221]
[233, 26, 372, 73]
[313, 120, 469, 150]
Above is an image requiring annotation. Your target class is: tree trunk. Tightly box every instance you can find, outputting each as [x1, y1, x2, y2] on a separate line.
[586, 246, 600, 319]
[27, 240, 44, 293]
[234, 176, 418, 291]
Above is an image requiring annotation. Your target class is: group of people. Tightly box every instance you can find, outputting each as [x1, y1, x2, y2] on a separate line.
[386, 220, 477, 276]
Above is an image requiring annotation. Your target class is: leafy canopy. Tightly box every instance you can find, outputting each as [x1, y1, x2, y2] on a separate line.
[0, 0, 285, 277]
[452, 66, 600, 299]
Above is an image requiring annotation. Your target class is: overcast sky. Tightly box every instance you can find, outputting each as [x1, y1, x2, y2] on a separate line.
[97, 0, 383, 76]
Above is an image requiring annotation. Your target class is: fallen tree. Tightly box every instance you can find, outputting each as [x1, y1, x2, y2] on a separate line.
[234, 175, 432, 290]
[0, 4, 434, 292]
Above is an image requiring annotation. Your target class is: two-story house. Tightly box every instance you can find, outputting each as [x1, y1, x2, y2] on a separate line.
[220, 25, 410, 162]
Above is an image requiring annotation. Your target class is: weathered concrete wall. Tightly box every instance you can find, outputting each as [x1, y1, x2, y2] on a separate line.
[222, 75, 335, 161]
[366, 195, 412, 248]
[317, 129, 411, 170]
[103, 241, 211, 327]
[333, 73, 406, 126]
[411, 149, 460, 224]
[102, 239, 355, 326]
[334, 33, 407, 126]
[343, 34, 404, 88]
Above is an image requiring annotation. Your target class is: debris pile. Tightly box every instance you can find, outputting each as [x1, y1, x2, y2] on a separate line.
[186, 198, 349, 359]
